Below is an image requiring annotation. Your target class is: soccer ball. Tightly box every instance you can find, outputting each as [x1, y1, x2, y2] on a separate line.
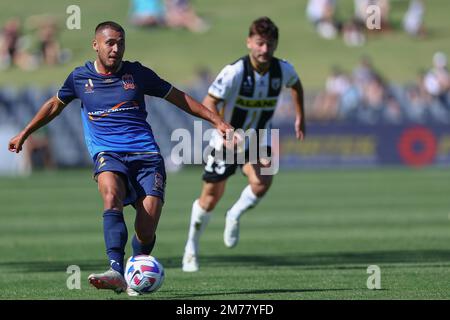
[125, 255, 165, 294]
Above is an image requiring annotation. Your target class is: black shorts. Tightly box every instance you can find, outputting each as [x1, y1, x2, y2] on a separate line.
[202, 146, 272, 183]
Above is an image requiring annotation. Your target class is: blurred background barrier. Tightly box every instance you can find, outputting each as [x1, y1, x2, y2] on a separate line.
[277, 122, 450, 168]
[1, 84, 449, 172]
[0, 125, 29, 175]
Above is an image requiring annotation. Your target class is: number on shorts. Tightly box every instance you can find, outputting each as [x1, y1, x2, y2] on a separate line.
[205, 154, 226, 175]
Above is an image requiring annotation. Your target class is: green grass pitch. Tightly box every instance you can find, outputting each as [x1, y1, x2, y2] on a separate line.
[1, 167, 449, 300]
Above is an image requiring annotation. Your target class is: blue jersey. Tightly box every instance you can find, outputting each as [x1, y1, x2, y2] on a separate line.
[57, 61, 172, 159]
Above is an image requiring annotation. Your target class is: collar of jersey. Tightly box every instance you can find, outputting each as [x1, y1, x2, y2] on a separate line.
[94, 60, 123, 76]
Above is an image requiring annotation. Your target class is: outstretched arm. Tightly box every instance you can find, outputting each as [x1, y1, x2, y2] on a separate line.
[290, 79, 306, 141]
[165, 87, 233, 136]
[201, 93, 222, 116]
[8, 96, 66, 153]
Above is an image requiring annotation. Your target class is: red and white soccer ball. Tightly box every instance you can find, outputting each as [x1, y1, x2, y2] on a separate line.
[125, 255, 165, 294]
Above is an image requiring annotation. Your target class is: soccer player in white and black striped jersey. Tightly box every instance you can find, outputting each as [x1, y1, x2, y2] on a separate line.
[182, 17, 305, 272]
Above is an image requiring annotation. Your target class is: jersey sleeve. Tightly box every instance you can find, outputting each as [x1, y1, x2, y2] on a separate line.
[57, 72, 77, 104]
[208, 64, 239, 100]
[139, 63, 173, 98]
[281, 60, 300, 88]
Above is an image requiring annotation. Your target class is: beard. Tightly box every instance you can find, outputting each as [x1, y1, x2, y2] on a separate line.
[257, 54, 272, 63]
[99, 54, 122, 70]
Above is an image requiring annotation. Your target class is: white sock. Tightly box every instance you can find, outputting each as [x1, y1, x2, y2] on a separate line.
[185, 199, 211, 254]
[227, 185, 260, 221]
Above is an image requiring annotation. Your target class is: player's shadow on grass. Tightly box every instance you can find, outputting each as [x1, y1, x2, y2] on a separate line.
[167, 288, 355, 299]
[2, 249, 450, 273]
[0, 260, 109, 273]
[164, 249, 450, 269]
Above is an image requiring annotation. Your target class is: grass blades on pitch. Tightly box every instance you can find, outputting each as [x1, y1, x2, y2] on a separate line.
[0, 167, 450, 300]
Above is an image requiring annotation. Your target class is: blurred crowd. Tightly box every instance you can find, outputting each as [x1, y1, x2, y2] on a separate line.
[129, 0, 210, 33]
[306, 52, 450, 124]
[0, 0, 208, 72]
[0, 16, 70, 71]
[306, 0, 426, 46]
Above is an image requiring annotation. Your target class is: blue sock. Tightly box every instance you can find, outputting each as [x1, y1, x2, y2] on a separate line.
[132, 234, 156, 256]
[103, 209, 128, 275]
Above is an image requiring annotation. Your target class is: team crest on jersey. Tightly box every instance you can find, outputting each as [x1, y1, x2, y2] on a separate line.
[122, 74, 136, 90]
[271, 78, 281, 90]
[85, 79, 94, 93]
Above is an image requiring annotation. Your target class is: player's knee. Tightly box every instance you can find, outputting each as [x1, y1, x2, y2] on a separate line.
[250, 179, 272, 197]
[102, 191, 123, 210]
[253, 187, 269, 198]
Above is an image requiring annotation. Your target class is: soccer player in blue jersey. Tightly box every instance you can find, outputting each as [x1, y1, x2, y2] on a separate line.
[8, 21, 232, 295]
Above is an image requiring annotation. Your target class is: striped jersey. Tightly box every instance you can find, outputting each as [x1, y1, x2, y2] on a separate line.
[208, 55, 299, 132]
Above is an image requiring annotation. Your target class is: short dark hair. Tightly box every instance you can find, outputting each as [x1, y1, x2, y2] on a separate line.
[249, 17, 278, 40]
[95, 21, 125, 35]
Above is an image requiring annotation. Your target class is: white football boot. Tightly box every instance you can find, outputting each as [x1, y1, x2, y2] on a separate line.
[88, 269, 127, 294]
[182, 251, 199, 272]
[224, 212, 240, 248]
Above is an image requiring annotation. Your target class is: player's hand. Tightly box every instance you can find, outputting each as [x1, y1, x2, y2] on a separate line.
[215, 120, 238, 149]
[8, 132, 27, 153]
[295, 118, 304, 141]
[216, 120, 233, 140]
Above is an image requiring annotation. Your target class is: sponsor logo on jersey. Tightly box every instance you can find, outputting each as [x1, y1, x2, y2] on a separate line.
[88, 100, 140, 120]
[236, 97, 277, 108]
[122, 74, 136, 90]
[241, 76, 253, 95]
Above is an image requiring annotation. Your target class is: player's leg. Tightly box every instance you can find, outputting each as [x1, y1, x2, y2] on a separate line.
[124, 153, 166, 296]
[182, 180, 226, 272]
[89, 170, 128, 293]
[125, 153, 166, 257]
[98, 171, 127, 211]
[224, 161, 273, 248]
[242, 160, 273, 198]
[182, 147, 237, 271]
[98, 171, 129, 272]
[132, 195, 163, 256]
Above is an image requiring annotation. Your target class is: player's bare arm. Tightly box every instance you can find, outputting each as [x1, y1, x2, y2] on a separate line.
[165, 87, 233, 135]
[201, 93, 241, 147]
[8, 96, 66, 153]
[290, 79, 306, 141]
[202, 94, 223, 117]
